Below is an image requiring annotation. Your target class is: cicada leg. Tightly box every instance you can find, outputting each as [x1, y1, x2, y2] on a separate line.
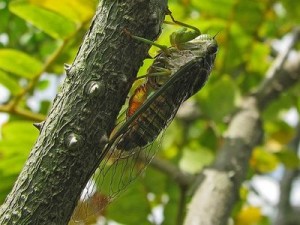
[164, 9, 201, 48]
[165, 10, 201, 35]
[123, 29, 170, 54]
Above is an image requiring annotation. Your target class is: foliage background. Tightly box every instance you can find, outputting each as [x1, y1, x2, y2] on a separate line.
[0, 0, 299, 224]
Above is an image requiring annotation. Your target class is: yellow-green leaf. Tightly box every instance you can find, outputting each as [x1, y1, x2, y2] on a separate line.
[235, 206, 263, 225]
[29, 0, 96, 23]
[250, 148, 279, 173]
[275, 149, 300, 169]
[193, 0, 235, 19]
[199, 75, 238, 122]
[9, 0, 76, 39]
[0, 121, 38, 202]
[0, 49, 43, 79]
[106, 182, 151, 225]
[179, 146, 214, 173]
[0, 70, 22, 95]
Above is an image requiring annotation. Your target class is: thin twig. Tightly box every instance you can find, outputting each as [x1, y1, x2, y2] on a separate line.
[0, 105, 45, 121]
[258, 27, 300, 91]
[149, 156, 195, 187]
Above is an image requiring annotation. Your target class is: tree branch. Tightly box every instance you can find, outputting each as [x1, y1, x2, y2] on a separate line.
[0, 105, 45, 121]
[184, 28, 300, 225]
[0, 1, 167, 224]
[274, 123, 300, 225]
[150, 156, 195, 187]
[255, 27, 300, 110]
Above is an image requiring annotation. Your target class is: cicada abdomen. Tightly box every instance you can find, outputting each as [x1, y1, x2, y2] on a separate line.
[72, 32, 218, 223]
[117, 83, 180, 151]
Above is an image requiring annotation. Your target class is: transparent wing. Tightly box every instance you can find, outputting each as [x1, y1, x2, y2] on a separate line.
[71, 60, 204, 223]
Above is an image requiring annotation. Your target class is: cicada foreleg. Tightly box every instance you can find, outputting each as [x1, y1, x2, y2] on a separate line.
[164, 10, 201, 48]
[165, 11, 201, 36]
[123, 29, 170, 54]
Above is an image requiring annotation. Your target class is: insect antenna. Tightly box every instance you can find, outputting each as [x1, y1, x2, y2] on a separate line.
[213, 31, 221, 39]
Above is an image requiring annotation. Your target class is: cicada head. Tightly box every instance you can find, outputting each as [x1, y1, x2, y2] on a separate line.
[189, 34, 218, 58]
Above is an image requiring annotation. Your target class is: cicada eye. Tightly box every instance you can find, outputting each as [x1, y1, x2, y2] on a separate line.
[207, 44, 218, 54]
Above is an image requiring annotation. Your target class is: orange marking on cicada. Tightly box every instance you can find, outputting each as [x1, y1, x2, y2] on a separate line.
[127, 83, 149, 118]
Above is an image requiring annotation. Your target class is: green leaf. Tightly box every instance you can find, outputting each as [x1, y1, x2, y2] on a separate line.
[142, 167, 167, 195]
[199, 125, 218, 150]
[199, 75, 238, 122]
[0, 1, 10, 33]
[263, 94, 294, 122]
[39, 100, 51, 115]
[223, 23, 252, 73]
[0, 70, 22, 95]
[163, 179, 180, 225]
[0, 175, 17, 203]
[264, 120, 294, 151]
[235, 1, 264, 33]
[30, 0, 96, 23]
[0, 121, 38, 202]
[106, 182, 151, 225]
[246, 42, 270, 74]
[0, 49, 43, 79]
[275, 149, 300, 169]
[250, 148, 279, 173]
[179, 146, 214, 174]
[192, 0, 235, 19]
[0, 121, 38, 155]
[37, 79, 49, 90]
[281, 0, 300, 24]
[9, 0, 76, 39]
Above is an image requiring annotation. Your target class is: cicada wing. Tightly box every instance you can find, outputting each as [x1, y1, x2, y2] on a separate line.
[72, 60, 204, 223]
[72, 108, 184, 223]
[72, 136, 163, 223]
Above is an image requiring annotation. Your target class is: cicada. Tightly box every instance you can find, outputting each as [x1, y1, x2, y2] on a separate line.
[72, 15, 218, 223]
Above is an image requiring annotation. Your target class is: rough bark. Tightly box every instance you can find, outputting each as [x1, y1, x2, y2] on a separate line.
[184, 28, 300, 225]
[0, 1, 167, 224]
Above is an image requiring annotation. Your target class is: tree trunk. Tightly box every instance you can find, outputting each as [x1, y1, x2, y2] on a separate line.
[0, 1, 167, 224]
